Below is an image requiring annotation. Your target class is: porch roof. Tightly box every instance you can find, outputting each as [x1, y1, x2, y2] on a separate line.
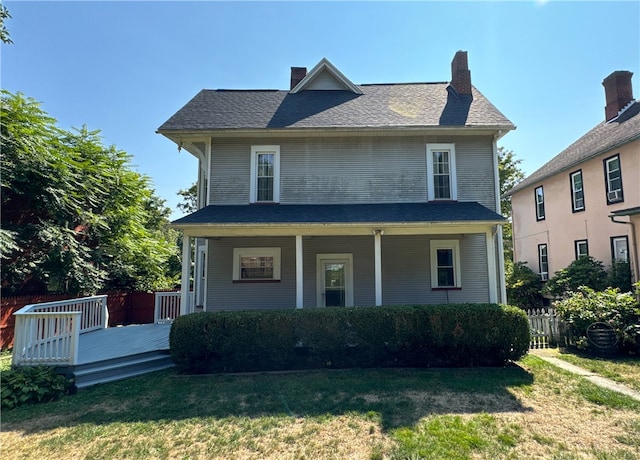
[172, 202, 505, 227]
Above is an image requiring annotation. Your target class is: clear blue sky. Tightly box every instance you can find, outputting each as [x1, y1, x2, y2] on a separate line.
[3, 1, 639, 219]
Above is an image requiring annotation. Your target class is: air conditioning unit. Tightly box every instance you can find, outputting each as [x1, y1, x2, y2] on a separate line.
[539, 272, 548, 281]
[608, 190, 621, 201]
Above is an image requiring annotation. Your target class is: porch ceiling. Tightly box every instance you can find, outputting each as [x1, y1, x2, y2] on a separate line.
[171, 202, 505, 237]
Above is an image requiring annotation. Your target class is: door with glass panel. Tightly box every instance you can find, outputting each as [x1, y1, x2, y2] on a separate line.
[316, 254, 353, 307]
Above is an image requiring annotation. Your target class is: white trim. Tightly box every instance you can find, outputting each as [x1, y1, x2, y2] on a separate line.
[486, 231, 498, 303]
[429, 240, 461, 288]
[290, 58, 363, 94]
[316, 253, 354, 307]
[250, 145, 280, 203]
[426, 143, 457, 201]
[232, 247, 281, 281]
[492, 136, 507, 304]
[296, 236, 303, 308]
[180, 237, 191, 315]
[374, 231, 382, 306]
[206, 139, 212, 207]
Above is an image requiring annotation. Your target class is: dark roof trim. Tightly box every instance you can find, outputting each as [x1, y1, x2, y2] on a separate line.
[610, 206, 640, 217]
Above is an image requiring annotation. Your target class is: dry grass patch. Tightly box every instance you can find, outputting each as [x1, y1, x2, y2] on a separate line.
[1, 356, 639, 459]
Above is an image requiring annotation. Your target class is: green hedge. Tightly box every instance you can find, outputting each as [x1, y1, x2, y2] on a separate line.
[169, 304, 530, 374]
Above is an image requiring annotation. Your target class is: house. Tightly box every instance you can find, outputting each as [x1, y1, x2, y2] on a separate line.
[157, 51, 515, 312]
[509, 70, 640, 284]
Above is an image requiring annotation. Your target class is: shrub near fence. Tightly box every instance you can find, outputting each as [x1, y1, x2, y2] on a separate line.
[170, 303, 530, 374]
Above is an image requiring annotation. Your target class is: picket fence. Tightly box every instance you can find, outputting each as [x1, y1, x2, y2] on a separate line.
[526, 307, 560, 349]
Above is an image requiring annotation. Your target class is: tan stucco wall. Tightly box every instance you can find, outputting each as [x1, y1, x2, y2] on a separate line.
[511, 138, 639, 281]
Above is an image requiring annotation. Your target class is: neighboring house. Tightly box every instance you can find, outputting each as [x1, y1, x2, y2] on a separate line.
[509, 70, 640, 284]
[157, 51, 515, 312]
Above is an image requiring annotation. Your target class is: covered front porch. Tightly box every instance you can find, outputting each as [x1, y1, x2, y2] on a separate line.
[175, 202, 507, 312]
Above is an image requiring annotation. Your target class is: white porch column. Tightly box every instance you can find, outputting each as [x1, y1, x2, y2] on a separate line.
[180, 235, 191, 316]
[486, 230, 498, 304]
[296, 235, 303, 309]
[374, 230, 383, 306]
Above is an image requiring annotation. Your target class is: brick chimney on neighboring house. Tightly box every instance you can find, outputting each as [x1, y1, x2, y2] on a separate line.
[290, 67, 307, 90]
[450, 50, 472, 96]
[603, 70, 634, 121]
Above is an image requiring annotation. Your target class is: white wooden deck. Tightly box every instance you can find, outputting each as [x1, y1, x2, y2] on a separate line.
[76, 323, 171, 365]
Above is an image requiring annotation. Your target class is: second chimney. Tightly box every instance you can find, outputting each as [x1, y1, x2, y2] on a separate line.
[450, 51, 472, 96]
[603, 70, 634, 121]
[290, 67, 307, 90]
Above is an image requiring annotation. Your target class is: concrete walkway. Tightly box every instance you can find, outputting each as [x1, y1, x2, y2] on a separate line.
[529, 348, 640, 402]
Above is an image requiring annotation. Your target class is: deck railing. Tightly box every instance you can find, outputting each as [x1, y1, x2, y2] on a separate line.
[12, 295, 108, 366]
[154, 291, 194, 323]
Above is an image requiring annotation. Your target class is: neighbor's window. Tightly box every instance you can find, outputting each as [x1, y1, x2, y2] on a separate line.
[604, 155, 623, 204]
[250, 146, 280, 203]
[574, 240, 589, 259]
[232, 248, 281, 281]
[538, 244, 549, 281]
[430, 240, 461, 288]
[610, 236, 629, 262]
[426, 144, 457, 201]
[535, 186, 545, 220]
[570, 170, 585, 212]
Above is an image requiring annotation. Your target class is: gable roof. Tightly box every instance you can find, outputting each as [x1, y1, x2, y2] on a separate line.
[509, 100, 640, 195]
[157, 84, 514, 133]
[290, 58, 362, 94]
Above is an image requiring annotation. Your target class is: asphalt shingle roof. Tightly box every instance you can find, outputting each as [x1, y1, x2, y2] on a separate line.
[171, 202, 505, 226]
[157, 84, 514, 132]
[509, 101, 640, 195]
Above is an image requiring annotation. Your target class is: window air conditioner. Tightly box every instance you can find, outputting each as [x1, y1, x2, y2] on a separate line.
[608, 190, 621, 201]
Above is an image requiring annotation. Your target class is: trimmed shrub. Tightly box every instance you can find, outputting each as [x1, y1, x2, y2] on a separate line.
[556, 286, 640, 354]
[544, 256, 607, 299]
[1, 366, 74, 410]
[170, 304, 530, 374]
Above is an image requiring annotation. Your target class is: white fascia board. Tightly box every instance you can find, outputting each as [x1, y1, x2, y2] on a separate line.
[290, 57, 363, 94]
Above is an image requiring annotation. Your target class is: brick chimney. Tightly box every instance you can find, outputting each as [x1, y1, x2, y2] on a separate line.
[290, 67, 307, 90]
[450, 50, 472, 96]
[603, 70, 634, 121]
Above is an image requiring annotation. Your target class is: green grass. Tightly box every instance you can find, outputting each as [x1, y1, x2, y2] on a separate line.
[2, 356, 639, 459]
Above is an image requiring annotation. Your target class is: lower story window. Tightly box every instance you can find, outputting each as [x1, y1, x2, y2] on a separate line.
[611, 236, 629, 262]
[233, 248, 281, 281]
[430, 240, 461, 288]
[538, 244, 548, 281]
[575, 240, 589, 259]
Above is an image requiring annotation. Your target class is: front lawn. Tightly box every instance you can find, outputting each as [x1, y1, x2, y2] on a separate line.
[2, 355, 639, 459]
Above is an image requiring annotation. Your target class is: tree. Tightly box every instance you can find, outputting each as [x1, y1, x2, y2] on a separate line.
[0, 4, 12, 44]
[177, 183, 198, 214]
[498, 147, 525, 263]
[1, 90, 180, 295]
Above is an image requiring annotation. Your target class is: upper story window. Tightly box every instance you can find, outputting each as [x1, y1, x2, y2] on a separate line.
[250, 146, 280, 203]
[426, 144, 457, 201]
[604, 154, 624, 204]
[430, 240, 461, 288]
[575, 239, 589, 259]
[538, 243, 549, 281]
[570, 170, 585, 212]
[534, 186, 545, 221]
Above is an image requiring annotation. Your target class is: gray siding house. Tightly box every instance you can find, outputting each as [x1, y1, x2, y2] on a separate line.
[157, 52, 515, 312]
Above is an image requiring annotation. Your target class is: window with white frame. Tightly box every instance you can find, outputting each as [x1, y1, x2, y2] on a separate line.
[604, 155, 624, 204]
[570, 170, 585, 212]
[610, 236, 629, 262]
[232, 248, 281, 281]
[534, 186, 545, 220]
[430, 240, 461, 288]
[575, 240, 589, 259]
[426, 144, 457, 201]
[538, 243, 549, 281]
[250, 146, 280, 203]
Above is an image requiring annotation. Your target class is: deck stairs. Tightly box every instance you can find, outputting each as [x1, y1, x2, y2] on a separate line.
[63, 349, 174, 389]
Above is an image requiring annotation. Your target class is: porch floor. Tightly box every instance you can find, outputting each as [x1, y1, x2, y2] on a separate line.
[77, 323, 171, 365]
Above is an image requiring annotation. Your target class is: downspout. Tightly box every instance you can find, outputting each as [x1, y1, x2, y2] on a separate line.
[609, 215, 639, 286]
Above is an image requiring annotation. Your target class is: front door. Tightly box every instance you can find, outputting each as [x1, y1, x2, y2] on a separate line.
[317, 254, 354, 307]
